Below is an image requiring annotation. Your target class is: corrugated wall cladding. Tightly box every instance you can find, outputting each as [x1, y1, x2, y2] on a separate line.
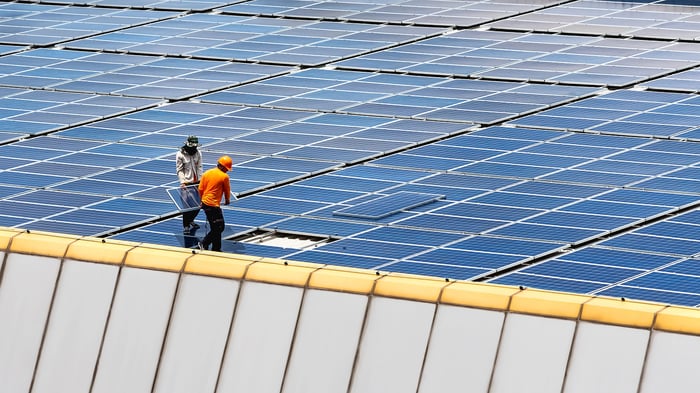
[1, 227, 700, 393]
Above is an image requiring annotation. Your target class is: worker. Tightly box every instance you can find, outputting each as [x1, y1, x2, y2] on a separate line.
[198, 155, 232, 252]
[176, 135, 203, 235]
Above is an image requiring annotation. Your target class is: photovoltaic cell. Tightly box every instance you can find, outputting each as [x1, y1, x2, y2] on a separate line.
[337, 30, 697, 86]
[333, 192, 444, 219]
[66, 14, 445, 66]
[219, 0, 558, 27]
[486, 1, 700, 41]
[2, 0, 700, 308]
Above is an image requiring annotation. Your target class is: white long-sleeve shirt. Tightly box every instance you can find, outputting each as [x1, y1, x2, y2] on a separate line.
[176, 149, 203, 185]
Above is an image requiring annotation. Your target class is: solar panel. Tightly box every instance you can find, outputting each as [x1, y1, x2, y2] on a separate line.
[66, 14, 445, 66]
[333, 192, 444, 219]
[166, 185, 201, 212]
[0, 50, 295, 100]
[2, 0, 700, 308]
[0, 87, 162, 137]
[199, 69, 597, 123]
[0, 3, 179, 46]
[486, 0, 700, 41]
[219, 0, 562, 27]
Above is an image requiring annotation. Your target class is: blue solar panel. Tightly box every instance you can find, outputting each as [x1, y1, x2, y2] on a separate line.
[297, 175, 399, 193]
[600, 234, 700, 257]
[386, 184, 485, 202]
[408, 247, 523, 269]
[596, 286, 700, 307]
[490, 153, 588, 168]
[562, 200, 669, 218]
[417, 173, 519, 190]
[288, 250, 390, 270]
[398, 214, 505, 234]
[489, 273, 606, 293]
[662, 259, 700, 276]
[449, 236, 561, 256]
[382, 261, 488, 281]
[525, 212, 637, 231]
[543, 170, 647, 187]
[633, 177, 700, 194]
[624, 272, 700, 294]
[671, 210, 700, 225]
[455, 162, 557, 178]
[523, 260, 643, 283]
[319, 238, 429, 259]
[636, 222, 700, 241]
[434, 202, 541, 221]
[333, 192, 443, 219]
[355, 227, 460, 247]
[233, 195, 329, 215]
[51, 209, 151, 227]
[577, 160, 672, 176]
[268, 217, 375, 237]
[470, 192, 576, 210]
[558, 247, 679, 270]
[372, 154, 469, 171]
[3, 0, 700, 308]
[490, 223, 603, 244]
[22, 220, 113, 237]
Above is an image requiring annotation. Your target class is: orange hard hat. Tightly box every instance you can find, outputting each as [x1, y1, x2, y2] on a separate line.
[217, 155, 233, 171]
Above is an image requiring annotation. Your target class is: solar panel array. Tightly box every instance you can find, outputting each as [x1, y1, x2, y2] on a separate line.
[2, 0, 700, 307]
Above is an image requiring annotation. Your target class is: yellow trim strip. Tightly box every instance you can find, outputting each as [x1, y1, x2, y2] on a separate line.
[244, 259, 320, 286]
[440, 282, 520, 310]
[184, 253, 255, 279]
[581, 297, 665, 328]
[124, 244, 189, 272]
[309, 267, 380, 295]
[654, 306, 700, 335]
[374, 273, 448, 303]
[66, 238, 135, 265]
[510, 288, 589, 319]
[8, 230, 79, 258]
[0, 228, 23, 252]
[6, 227, 700, 336]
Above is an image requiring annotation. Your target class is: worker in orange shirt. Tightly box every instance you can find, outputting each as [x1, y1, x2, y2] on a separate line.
[198, 155, 232, 252]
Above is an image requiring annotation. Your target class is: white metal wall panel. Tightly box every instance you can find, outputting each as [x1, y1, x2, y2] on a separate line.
[640, 331, 700, 393]
[282, 288, 368, 393]
[32, 259, 119, 393]
[418, 304, 505, 393]
[153, 274, 239, 393]
[349, 296, 435, 393]
[92, 266, 179, 393]
[490, 313, 575, 393]
[563, 321, 648, 393]
[0, 254, 60, 393]
[217, 281, 303, 393]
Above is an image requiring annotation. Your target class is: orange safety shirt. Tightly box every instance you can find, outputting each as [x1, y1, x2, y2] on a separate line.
[198, 167, 230, 207]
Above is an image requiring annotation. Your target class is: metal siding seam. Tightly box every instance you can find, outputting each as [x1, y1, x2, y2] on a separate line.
[558, 296, 596, 393]
[343, 272, 385, 393]
[27, 232, 82, 393]
[485, 285, 525, 393]
[634, 305, 669, 393]
[87, 243, 139, 393]
[211, 260, 253, 393]
[277, 265, 325, 393]
[0, 230, 23, 291]
[148, 250, 196, 393]
[413, 279, 453, 393]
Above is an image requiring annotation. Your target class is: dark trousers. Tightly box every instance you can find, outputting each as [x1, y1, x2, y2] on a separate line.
[182, 208, 199, 227]
[201, 203, 225, 251]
